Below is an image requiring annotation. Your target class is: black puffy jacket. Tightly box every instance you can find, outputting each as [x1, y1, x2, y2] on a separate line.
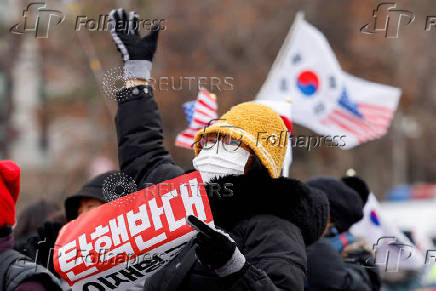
[144, 169, 330, 291]
[306, 238, 381, 291]
[115, 86, 329, 290]
[0, 229, 61, 291]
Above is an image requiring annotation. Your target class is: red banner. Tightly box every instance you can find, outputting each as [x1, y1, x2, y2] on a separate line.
[54, 171, 213, 290]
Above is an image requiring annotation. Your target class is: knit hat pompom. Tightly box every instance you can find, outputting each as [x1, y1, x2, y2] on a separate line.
[194, 102, 288, 178]
[341, 175, 370, 205]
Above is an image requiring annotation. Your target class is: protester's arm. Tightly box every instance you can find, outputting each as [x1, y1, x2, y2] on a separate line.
[307, 239, 373, 291]
[341, 242, 381, 291]
[116, 85, 184, 188]
[345, 263, 380, 291]
[110, 8, 184, 187]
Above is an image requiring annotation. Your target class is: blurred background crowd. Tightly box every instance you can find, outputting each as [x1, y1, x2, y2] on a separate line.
[1, 1, 436, 288]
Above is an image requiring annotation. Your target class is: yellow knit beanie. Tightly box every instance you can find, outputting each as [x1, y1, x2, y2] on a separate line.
[193, 102, 288, 178]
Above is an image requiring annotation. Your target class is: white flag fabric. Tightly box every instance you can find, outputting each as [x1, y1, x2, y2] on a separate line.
[328, 73, 401, 148]
[350, 194, 425, 271]
[256, 14, 401, 149]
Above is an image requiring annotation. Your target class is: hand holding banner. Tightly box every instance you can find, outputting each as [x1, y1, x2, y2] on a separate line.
[54, 171, 213, 290]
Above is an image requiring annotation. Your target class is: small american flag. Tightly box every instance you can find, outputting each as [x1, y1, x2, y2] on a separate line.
[183, 101, 196, 125]
[175, 89, 218, 149]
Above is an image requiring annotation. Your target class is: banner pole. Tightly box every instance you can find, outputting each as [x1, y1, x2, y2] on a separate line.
[256, 11, 305, 100]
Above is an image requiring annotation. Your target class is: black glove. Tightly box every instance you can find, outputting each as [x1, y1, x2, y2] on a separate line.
[25, 221, 63, 276]
[343, 249, 376, 267]
[187, 215, 246, 277]
[109, 8, 160, 80]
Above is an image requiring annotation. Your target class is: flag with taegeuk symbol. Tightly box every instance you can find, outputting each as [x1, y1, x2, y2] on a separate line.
[255, 12, 401, 149]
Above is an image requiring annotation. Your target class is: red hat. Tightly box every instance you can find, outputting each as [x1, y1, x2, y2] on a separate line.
[0, 160, 20, 227]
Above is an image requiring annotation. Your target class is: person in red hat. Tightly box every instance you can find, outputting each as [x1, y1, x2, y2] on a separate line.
[0, 160, 61, 291]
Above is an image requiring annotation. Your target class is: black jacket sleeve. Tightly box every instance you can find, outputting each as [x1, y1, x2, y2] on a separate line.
[306, 239, 375, 291]
[229, 215, 307, 291]
[115, 85, 184, 189]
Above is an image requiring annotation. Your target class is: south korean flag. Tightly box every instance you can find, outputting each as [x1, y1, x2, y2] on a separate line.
[256, 12, 400, 149]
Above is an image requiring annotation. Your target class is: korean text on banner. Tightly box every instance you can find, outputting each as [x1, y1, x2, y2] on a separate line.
[53, 171, 213, 290]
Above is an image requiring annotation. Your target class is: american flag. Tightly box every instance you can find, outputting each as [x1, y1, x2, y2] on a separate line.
[175, 89, 218, 149]
[321, 102, 394, 145]
[319, 72, 399, 147]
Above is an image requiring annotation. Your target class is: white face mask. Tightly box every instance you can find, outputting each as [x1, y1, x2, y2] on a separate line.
[192, 142, 250, 183]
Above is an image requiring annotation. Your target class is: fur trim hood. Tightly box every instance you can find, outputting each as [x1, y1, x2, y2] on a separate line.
[206, 168, 329, 246]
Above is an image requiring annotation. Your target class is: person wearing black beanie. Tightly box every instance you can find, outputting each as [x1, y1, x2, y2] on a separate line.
[307, 177, 364, 233]
[304, 176, 381, 291]
[341, 175, 371, 205]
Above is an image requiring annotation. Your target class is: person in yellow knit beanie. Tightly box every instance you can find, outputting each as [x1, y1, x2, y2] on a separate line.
[111, 9, 329, 290]
[192, 102, 288, 180]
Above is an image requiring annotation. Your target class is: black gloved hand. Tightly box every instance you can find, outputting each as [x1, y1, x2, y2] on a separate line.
[187, 215, 246, 277]
[109, 8, 160, 80]
[37, 221, 63, 247]
[26, 221, 63, 276]
[343, 249, 376, 267]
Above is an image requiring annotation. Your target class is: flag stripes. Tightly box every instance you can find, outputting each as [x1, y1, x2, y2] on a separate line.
[175, 89, 218, 149]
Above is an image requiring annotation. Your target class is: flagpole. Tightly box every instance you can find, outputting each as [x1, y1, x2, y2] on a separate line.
[282, 139, 292, 177]
[257, 11, 304, 99]
[276, 11, 304, 177]
[255, 11, 305, 177]
[272, 11, 304, 70]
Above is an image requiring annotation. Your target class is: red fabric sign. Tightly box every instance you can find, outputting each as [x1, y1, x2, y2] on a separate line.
[53, 171, 213, 289]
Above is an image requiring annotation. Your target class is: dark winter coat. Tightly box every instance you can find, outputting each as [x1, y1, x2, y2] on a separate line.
[143, 168, 329, 291]
[0, 228, 61, 291]
[306, 238, 381, 291]
[115, 85, 330, 290]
